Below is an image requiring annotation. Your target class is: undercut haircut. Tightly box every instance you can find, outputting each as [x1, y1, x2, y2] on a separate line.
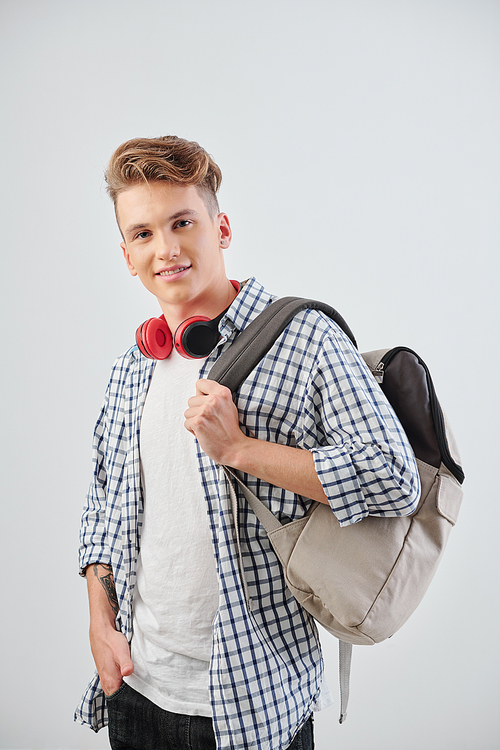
[105, 136, 222, 217]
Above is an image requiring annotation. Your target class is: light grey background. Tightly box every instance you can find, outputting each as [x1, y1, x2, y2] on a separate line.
[1, 1, 499, 748]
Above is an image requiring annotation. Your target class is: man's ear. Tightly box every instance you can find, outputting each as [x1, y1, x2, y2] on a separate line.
[218, 213, 232, 248]
[121, 242, 138, 276]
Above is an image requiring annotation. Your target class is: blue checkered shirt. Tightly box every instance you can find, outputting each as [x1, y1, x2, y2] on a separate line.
[75, 277, 420, 749]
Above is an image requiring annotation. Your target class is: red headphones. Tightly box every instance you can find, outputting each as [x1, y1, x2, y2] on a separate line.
[135, 280, 240, 360]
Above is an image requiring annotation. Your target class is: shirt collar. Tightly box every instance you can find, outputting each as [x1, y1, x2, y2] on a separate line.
[219, 277, 276, 339]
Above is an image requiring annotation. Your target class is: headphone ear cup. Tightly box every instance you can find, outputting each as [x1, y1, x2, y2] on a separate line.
[136, 316, 173, 359]
[174, 316, 218, 359]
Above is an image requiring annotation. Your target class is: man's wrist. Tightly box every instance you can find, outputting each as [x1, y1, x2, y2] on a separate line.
[89, 610, 118, 632]
[222, 434, 256, 471]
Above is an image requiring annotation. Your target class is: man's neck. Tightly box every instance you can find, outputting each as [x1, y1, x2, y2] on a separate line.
[160, 278, 238, 334]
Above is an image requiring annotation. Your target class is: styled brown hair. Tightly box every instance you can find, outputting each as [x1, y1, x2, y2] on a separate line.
[105, 136, 222, 216]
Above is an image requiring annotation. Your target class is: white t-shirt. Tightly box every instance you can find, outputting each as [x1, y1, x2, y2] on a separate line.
[124, 351, 219, 716]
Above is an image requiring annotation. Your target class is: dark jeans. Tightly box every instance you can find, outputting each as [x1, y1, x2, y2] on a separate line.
[106, 682, 314, 750]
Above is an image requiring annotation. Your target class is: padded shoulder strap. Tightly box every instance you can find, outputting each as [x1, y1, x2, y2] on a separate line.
[209, 297, 357, 393]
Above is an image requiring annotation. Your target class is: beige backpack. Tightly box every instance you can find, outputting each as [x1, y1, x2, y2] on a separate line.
[209, 297, 464, 722]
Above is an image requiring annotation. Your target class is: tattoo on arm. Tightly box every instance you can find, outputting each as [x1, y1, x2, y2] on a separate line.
[93, 564, 119, 616]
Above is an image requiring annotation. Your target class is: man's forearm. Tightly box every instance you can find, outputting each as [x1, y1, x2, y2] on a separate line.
[86, 563, 119, 627]
[228, 438, 330, 505]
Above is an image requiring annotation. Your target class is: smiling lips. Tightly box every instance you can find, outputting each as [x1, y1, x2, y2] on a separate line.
[157, 265, 191, 277]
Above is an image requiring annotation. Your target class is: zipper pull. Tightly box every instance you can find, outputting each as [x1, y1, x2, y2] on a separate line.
[372, 362, 385, 384]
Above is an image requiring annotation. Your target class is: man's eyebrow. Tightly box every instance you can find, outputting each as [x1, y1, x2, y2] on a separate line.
[124, 222, 148, 235]
[169, 209, 198, 221]
[124, 209, 198, 237]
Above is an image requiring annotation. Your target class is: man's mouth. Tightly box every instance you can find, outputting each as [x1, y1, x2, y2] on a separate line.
[157, 266, 190, 276]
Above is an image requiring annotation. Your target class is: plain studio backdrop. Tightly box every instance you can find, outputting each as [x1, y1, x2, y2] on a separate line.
[0, 1, 498, 748]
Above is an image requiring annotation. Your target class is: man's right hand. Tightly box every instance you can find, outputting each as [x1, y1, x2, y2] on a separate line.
[89, 623, 134, 696]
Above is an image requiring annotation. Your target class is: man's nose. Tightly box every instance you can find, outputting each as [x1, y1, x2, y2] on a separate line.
[155, 233, 179, 260]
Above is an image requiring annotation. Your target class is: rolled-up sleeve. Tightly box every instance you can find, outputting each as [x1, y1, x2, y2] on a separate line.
[304, 325, 420, 526]
[79, 390, 111, 575]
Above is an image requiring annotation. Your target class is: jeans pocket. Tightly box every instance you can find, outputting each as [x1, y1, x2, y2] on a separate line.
[105, 682, 128, 701]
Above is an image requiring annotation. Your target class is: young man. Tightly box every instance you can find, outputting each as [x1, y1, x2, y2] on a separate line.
[75, 136, 420, 750]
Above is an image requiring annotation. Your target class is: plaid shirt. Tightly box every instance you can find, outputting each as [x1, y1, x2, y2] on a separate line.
[75, 277, 420, 749]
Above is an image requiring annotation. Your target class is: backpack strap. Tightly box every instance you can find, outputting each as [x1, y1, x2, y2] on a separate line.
[339, 640, 352, 724]
[209, 297, 357, 392]
[224, 465, 354, 724]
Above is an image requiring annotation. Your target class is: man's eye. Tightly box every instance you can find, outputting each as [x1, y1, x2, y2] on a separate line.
[176, 220, 191, 229]
[136, 231, 151, 239]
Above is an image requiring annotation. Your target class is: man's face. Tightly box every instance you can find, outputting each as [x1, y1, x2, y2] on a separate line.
[117, 182, 231, 314]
